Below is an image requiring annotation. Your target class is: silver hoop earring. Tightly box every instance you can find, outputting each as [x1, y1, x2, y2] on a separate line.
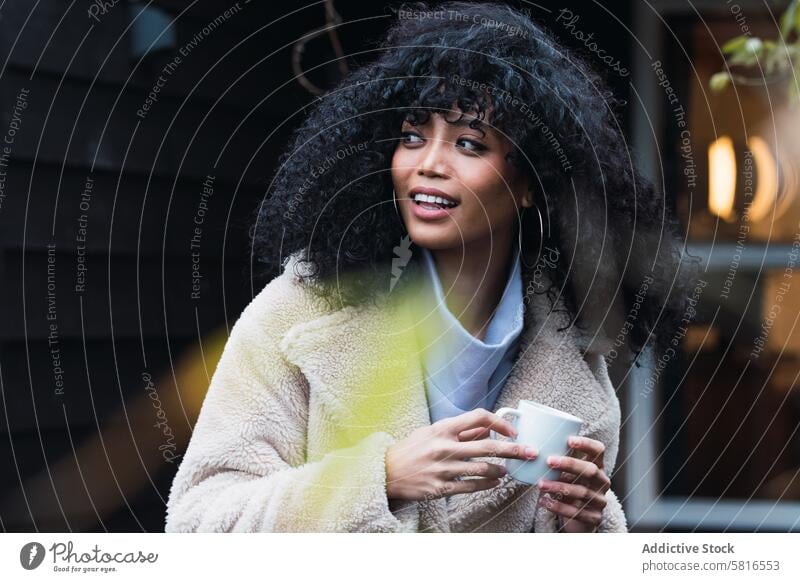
[518, 205, 544, 270]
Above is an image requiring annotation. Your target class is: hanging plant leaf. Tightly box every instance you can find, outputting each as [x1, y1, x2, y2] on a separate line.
[796, 2, 800, 35]
[710, 71, 732, 92]
[722, 35, 749, 54]
[780, 0, 798, 38]
[728, 48, 760, 66]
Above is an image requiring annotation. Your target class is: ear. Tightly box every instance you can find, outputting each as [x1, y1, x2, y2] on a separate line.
[510, 157, 534, 207]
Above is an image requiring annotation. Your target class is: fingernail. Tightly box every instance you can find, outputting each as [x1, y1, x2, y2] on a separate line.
[524, 447, 538, 458]
[537, 479, 546, 488]
[569, 437, 579, 447]
[547, 456, 558, 467]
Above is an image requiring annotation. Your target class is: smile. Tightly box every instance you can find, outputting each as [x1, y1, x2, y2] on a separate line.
[409, 193, 459, 220]
[412, 193, 459, 209]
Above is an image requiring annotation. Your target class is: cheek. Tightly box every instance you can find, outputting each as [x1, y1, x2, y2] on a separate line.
[468, 197, 517, 230]
[458, 161, 519, 217]
[457, 155, 510, 193]
[391, 148, 414, 182]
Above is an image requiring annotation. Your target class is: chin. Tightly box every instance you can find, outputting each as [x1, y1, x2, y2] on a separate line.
[406, 229, 463, 252]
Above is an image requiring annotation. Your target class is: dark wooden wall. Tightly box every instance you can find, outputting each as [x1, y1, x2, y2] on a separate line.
[0, 0, 324, 531]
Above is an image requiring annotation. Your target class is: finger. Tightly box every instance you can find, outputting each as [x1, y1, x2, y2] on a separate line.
[458, 426, 490, 441]
[557, 470, 610, 494]
[556, 470, 580, 483]
[441, 461, 507, 480]
[441, 477, 502, 496]
[454, 439, 538, 461]
[566, 446, 588, 462]
[538, 494, 602, 528]
[556, 496, 587, 520]
[568, 436, 605, 470]
[546, 455, 610, 490]
[440, 408, 517, 439]
[537, 480, 607, 512]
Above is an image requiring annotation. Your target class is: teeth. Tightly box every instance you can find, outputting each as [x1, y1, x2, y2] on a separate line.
[413, 193, 457, 207]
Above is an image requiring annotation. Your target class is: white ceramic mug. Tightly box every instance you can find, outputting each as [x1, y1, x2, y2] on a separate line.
[490, 400, 584, 485]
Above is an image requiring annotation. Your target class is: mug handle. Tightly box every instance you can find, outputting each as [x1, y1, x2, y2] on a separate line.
[489, 407, 522, 441]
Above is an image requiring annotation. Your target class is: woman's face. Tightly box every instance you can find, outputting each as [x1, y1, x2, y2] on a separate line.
[391, 108, 532, 252]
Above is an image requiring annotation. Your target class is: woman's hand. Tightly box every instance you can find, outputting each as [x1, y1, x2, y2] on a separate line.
[535, 435, 611, 532]
[385, 408, 539, 501]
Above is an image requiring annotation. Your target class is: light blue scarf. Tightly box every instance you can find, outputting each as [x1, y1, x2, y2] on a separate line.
[415, 246, 524, 423]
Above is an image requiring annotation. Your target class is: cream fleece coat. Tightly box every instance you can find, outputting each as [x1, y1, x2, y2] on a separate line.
[165, 252, 628, 533]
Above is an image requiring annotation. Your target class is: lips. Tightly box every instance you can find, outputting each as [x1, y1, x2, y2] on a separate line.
[409, 198, 458, 221]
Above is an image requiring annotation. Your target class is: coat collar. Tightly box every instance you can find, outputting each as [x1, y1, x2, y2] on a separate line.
[279, 254, 612, 532]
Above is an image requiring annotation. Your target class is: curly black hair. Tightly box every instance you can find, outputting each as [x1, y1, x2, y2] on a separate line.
[251, 1, 697, 362]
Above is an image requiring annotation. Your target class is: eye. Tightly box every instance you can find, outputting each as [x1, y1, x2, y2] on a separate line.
[456, 137, 487, 152]
[401, 131, 424, 145]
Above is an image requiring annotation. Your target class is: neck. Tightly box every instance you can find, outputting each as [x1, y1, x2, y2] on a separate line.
[428, 231, 517, 341]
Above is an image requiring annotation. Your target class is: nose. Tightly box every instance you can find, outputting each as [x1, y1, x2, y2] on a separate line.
[417, 138, 450, 178]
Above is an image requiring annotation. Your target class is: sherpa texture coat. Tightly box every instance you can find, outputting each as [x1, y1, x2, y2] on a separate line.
[165, 253, 628, 533]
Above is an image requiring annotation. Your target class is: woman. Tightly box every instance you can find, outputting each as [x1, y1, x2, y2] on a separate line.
[165, 2, 690, 533]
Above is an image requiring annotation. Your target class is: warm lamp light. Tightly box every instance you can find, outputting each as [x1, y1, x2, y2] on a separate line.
[747, 135, 779, 222]
[708, 135, 737, 222]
